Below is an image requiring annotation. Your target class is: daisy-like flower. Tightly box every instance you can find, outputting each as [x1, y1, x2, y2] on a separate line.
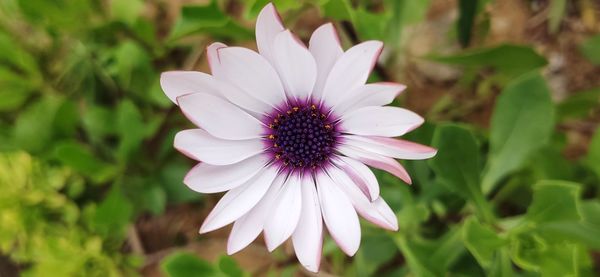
[160, 3, 436, 272]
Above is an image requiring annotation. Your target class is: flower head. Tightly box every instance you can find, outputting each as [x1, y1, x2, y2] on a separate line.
[160, 3, 436, 272]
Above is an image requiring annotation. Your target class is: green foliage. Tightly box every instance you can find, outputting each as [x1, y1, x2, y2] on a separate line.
[1, 0, 599, 276]
[579, 34, 600, 65]
[161, 252, 247, 277]
[482, 72, 555, 193]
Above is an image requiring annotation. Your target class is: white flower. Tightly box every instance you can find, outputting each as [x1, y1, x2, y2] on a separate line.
[160, 3, 436, 272]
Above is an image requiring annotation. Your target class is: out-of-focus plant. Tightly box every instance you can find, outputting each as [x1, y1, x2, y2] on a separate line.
[0, 152, 140, 276]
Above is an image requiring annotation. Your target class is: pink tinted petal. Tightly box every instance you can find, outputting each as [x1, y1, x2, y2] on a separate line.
[292, 175, 323, 273]
[160, 71, 220, 104]
[334, 156, 379, 201]
[272, 30, 317, 101]
[183, 154, 269, 193]
[227, 173, 286, 255]
[316, 172, 361, 256]
[212, 47, 286, 107]
[205, 43, 273, 114]
[256, 3, 285, 64]
[264, 174, 302, 251]
[338, 144, 412, 184]
[344, 135, 437, 160]
[328, 166, 398, 231]
[334, 83, 406, 114]
[174, 129, 264, 165]
[308, 23, 343, 100]
[341, 106, 424, 137]
[320, 40, 383, 106]
[177, 92, 264, 140]
[199, 166, 278, 233]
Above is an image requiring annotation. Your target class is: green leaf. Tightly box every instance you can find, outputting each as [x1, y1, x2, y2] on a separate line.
[161, 252, 215, 277]
[586, 127, 600, 178]
[92, 185, 133, 238]
[579, 35, 600, 65]
[354, 9, 389, 41]
[110, 0, 144, 25]
[526, 180, 580, 224]
[140, 185, 167, 215]
[12, 96, 62, 153]
[169, 1, 252, 41]
[429, 44, 547, 77]
[557, 88, 600, 121]
[462, 217, 507, 268]
[218, 255, 244, 277]
[429, 124, 494, 222]
[457, 0, 478, 47]
[53, 142, 117, 183]
[482, 72, 555, 193]
[0, 67, 35, 111]
[321, 0, 353, 21]
[116, 100, 148, 162]
[548, 0, 567, 33]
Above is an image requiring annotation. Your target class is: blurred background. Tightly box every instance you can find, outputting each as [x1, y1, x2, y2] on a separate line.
[1, 0, 600, 276]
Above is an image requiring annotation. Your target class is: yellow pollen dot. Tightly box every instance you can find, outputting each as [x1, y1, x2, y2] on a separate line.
[292, 107, 299, 112]
[287, 110, 292, 115]
[269, 124, 274, 128]
[320, 114, 326, 119]
[311, 104, 317, 110]
[324, 124, 331, 129]
[274, 143, 279, 147]
[274, 119, 279, 123]
[275, 154, 281, 159]
[311, 113, 317, 117]
[268, 134, 275, 139]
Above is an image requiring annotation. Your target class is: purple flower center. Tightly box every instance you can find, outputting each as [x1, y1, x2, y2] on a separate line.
[266, 103, 338, 170]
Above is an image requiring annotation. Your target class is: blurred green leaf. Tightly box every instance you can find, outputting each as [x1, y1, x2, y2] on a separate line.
[511, 233, 580, 276]
[526, 180, 580, 224]
[218, 255, 244, 277]
[385, 0, 432, 44]
[548, 0, 567, 33]
[482, 73, 555, 193]
[12, 96, 62, 153]
[161, 252, 215, 277]
[586, 127, 600, 178]
[429, 44, 547, 77]
[430, 124, 494, 222]
[169, 1, 252, 41]
[354, 9, 389, 41]
[110, 0, 144, 25]
[457, 0, 478, 47]
[321, 0, 353, 20]
[92, 184, 133, 238]
[140, 184, 167, 215]
[462, 217, 507, 268]
[557, 88, 600, 121]
[160, 161, 201, 204]
[0, 67, 35, 111]
[53, 142, 117, 183]
[116, 100, 148, 162]
[579, 35, 600, 65]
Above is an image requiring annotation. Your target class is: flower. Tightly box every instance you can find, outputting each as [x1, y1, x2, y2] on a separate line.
[160, 3, 437, 272]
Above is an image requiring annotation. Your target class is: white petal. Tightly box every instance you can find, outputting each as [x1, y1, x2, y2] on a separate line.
[272, 30, 317, 101]
[344, 135, 437, 160]
[264, 174, 302, 251]
[256, 3, 285, 64]
[328, 166, 398, 231]
[174, 129, 264, 165]
[316, 172, 360, 256]
[160, 71, 220, 104]
[227, 173, 286, 254]
[177, 92, 264, 140]
[206, 42, 227, 75]
[333, 156, 379, 201]
[333, 83, 406, 114]
[320, 40, 383, 106]
[292, 175, 323, 273]
[338, 144, 412, 184]
[211, 47, 286, 108]
[341, 106, 424, 137]
[309, 23, 343, 100]
[199, 166, 278, 233]
[183, 154, 269, 193]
